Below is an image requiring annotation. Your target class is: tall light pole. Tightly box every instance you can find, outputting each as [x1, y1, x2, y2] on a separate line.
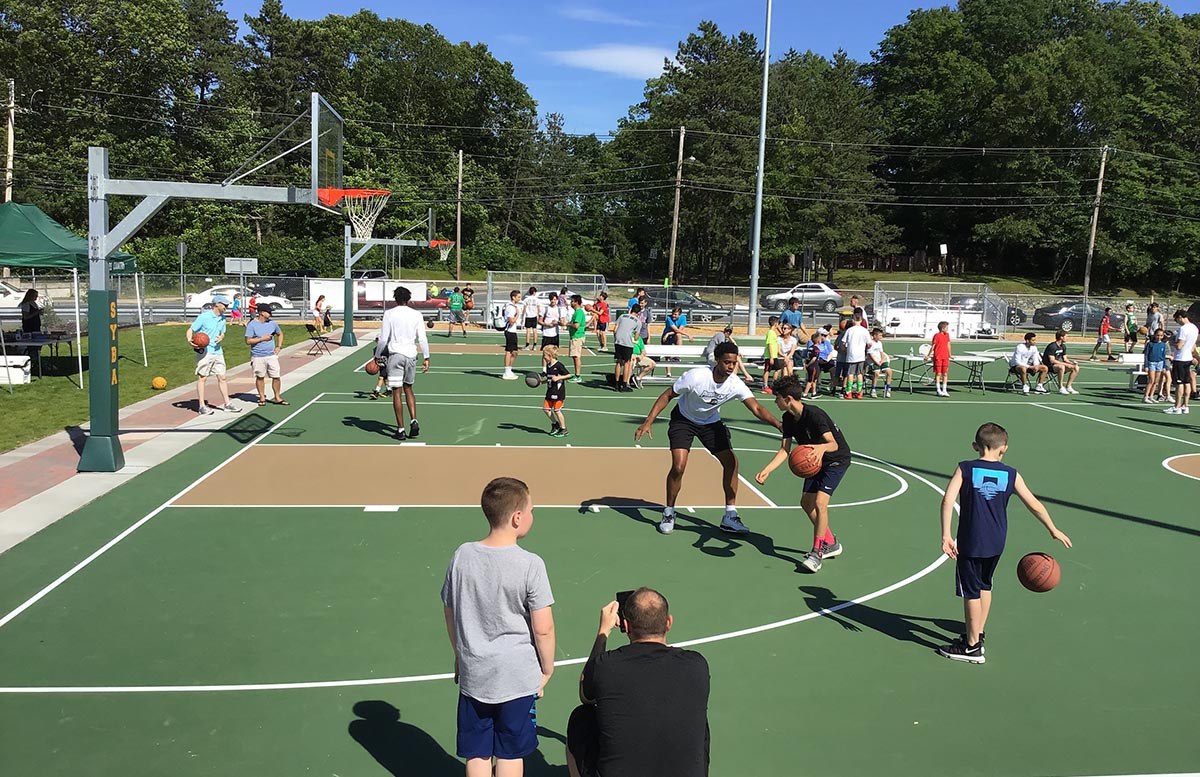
[667, 125, 686, 285]
[747, 0, 772, 335]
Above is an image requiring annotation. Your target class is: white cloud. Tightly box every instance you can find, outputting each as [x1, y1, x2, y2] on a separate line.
[546, 44, 673, 79]
[559, 6, 647, 27]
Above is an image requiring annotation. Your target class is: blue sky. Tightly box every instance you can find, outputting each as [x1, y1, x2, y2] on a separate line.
[223, 0, 1200, 136]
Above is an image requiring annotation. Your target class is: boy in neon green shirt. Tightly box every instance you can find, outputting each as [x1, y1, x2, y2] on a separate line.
[761, 316, 782, 393]
[567, 295, 588, 382]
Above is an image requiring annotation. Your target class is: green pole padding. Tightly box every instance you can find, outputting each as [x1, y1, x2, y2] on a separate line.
[340, 276, 357, 346]
[78, 290, 125, 472]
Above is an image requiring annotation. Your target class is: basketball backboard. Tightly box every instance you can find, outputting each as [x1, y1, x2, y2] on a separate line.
[311, 93, 344, 213]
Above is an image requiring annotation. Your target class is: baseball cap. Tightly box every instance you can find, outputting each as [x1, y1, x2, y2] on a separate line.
[257, 303, 273, 314]
[211, 295, 232, 307]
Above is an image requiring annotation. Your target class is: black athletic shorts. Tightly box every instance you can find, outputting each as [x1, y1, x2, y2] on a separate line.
[667, 406, 732, 453]
[566, 705, 600, 777]
[614, 344, 633, 362]
[504, 331, 519, 352]
[541, 335, 560, 347]
[1171, 360, 1193, 383]
[1124, 331, 1138, 344]
[955, 555, 1000, 600]
[524, 317, 538, 329]
[763, 358, 785, 371]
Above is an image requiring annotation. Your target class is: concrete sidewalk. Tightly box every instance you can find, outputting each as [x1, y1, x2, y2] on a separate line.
[0, 331, 368, 555]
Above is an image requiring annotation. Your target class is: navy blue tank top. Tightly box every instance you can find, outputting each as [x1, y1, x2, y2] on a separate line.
[956, 459, 1017, 557]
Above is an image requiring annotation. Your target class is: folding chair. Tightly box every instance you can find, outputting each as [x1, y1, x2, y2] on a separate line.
[305, 324, 332, 356]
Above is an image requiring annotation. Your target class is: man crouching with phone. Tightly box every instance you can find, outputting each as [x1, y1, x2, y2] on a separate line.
[565, 588, 710, 777]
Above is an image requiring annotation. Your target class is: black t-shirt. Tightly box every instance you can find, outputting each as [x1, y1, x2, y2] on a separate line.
[545, 360, 570, 401]
[1042, 341, 1065, 367]
[581, 639, 710, 777]
[782, 405, 851, 465]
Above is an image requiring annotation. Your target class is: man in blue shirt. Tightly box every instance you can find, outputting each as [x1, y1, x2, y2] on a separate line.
[245, 303, 286, 406]
[188, 295, 240, 415]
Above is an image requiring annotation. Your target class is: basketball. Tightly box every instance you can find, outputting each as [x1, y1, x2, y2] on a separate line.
[1017, 552, 1061, 592]
[426, 319, 435, 329]
[364, 359, 380, 376]
[788, 445, 822, 478]
[150, 376, 167, 390]
[1138, 325, 1149, 335]
[524, 372, 544, 388]
[192, 332, 210, 348]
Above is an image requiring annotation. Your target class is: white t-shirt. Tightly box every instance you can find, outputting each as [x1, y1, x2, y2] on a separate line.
[522, 295, 541, 320]
[503, 302, 520, 332]
[672, 367, 753, 425]
[1174, 321, 1198, 361]
[778, 335, 797, 357]
[541, 306, 561, 337]
[377, 304, 429, 359]
[843, 325, 871, 363]
[1010, 342, 1039, 367]
[867, 339, 886, 365]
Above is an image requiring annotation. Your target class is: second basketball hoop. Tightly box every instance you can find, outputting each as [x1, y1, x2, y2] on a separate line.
[429, 239, 455, 263]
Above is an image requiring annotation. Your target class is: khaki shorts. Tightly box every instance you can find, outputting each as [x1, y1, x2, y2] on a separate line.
[195, 352, 226, 378]
[251, 354, 281, 379]
[569, 337, 584, 358]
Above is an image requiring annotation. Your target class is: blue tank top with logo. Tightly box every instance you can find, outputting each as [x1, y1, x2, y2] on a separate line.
[956, 459, 1017, 558]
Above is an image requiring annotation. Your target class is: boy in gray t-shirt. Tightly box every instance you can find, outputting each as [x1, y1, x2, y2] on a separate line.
[441, 477, 556, 768]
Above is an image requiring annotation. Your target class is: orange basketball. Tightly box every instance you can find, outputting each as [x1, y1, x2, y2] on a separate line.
[364, 359, 380, 376]
[192, 331, 210, 348]
[1017, 552, 1061, 593]
[788, 445, 822, 478]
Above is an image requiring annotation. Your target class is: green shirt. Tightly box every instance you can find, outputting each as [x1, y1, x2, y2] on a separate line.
[449, 292, 464, 310]
[570, 308, 587, 340]
[633, 337, 645, 356]
[765, 328, 780, 359]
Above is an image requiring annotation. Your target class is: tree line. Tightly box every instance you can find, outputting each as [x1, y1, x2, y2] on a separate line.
[1, 0, 1198, 291]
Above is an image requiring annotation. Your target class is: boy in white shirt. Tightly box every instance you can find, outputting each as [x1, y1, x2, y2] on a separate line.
[841, 312, 872, 399]
[866, 327, 893, 398]
[1008, 332, 1048, 395]
[538, 291, 562, 369]
[522, 287, 542, 351]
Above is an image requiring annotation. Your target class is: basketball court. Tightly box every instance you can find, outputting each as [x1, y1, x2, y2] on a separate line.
[0, 332, 1197, 776]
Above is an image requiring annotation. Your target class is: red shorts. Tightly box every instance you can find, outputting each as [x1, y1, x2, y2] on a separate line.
[543, 399, 564, 411]
[933, 357, 950, 373]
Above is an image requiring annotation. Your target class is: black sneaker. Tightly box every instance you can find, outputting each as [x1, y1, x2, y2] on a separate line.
[394, 429, 407, 442]
[409, 419, 420, 439]
[935, 637, 985, 664]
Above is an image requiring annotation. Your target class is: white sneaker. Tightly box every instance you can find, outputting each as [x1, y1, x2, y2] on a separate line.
[501, 372, 519, 380]
[1164, 406, 1182, 414]
[1144, 396, 1155, 404]
[1022, 384, 1030, 395]
[1067, 387, 1079, 394]
[657, 512, 676, 535]
[199, 405, 214, 415]
[1034, 384, 1048, 394]
[1059, 387, 1070, 395]
[222, 403, 242, 413]
[1183, 406, 1191, 414]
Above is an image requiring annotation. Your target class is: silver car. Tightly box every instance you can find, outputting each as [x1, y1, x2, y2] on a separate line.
[760, 282, 843, 313]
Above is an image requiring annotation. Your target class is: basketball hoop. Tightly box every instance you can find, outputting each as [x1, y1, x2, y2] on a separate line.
[429, 239, 455, 263]
[318, 188, 391, 239]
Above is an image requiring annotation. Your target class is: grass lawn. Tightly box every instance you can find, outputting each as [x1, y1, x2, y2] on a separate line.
[0, 323, 318, 454]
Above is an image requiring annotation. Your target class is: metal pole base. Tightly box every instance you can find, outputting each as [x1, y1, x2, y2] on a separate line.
[78, 434, 125, 473]
[340, 329, 357, 347]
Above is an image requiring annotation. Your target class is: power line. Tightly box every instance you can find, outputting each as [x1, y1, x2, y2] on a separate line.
[683, 181, 1093, 208]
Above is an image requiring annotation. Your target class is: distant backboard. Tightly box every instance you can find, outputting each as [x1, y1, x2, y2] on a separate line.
[225, 257, 259, 274]
[312, 93, 344, 214]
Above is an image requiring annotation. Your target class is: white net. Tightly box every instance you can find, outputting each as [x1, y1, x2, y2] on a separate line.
[339, 189, 391, 239]
[432, 240, 455, 262]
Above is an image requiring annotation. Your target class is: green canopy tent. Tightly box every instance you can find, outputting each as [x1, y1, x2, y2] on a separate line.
[0, 202, 142, 391]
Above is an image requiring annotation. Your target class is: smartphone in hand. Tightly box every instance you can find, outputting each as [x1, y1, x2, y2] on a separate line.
[615, 590, 635, 633]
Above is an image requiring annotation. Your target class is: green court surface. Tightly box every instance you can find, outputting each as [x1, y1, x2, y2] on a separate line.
[0, 334, 1196, 776]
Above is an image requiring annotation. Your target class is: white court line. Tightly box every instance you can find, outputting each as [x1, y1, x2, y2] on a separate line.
[0, 455, 948, 693]
[705, 448, 778, 508]
[1161, 454, 1200, 482]
[1032, 403, 1200, 448]
[363, 506, 401, 512]
[312, 397, 1096, 406]
[0, 393, 327, 632]
[167, 503, 804, 511]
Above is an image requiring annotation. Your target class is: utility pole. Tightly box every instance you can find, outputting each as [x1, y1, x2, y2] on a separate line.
[456, 148, 463, 282]
[1082, 144, 1109, 304]
[4, 79, 15, 202]
[667, 125, 686, 286]
[747, 0, 773, 336]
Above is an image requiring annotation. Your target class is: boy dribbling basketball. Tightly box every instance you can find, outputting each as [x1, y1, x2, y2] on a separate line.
[754, 375, 851, 573]
[935, 422, 1072, 664]
[542, 345, 570, 438]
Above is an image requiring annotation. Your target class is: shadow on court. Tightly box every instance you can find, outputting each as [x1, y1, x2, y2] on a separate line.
[342, 415, 396, 437]
[349, 700, 566, 776]
[580, 499, 807, 569]
[498, 421, 549, 435]
[799, 586, 959, 650]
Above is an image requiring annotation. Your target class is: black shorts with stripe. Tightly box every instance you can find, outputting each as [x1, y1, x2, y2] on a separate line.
[666, 406, 732, 454]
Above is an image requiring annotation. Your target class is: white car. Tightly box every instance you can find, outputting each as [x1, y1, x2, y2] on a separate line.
[0, 281, 27, 308]
[760, 282, 843, 313]
[873, 298, 991, 338]
[185, 285, 294, 311]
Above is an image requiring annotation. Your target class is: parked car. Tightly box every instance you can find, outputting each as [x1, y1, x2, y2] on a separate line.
[1031, 300, 1120, 332]
[0, 280, 28, 308]
[266, 268, 319, 301]
[642, 288, 729, 323]
[186, 284, 294, 310]
[351, 269, 388, 280]
[760, 282, 843, 313]
[949, 295, 1027, 326]
[870, 298, 992, 337]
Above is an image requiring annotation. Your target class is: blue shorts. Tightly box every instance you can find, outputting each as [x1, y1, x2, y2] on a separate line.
[457, 693, 538, 760]
[802, 458, 850, 495]
[1148, 361, 1165, 372]
[597, 322, 607, 331]
[955, 555, 1000, 600]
